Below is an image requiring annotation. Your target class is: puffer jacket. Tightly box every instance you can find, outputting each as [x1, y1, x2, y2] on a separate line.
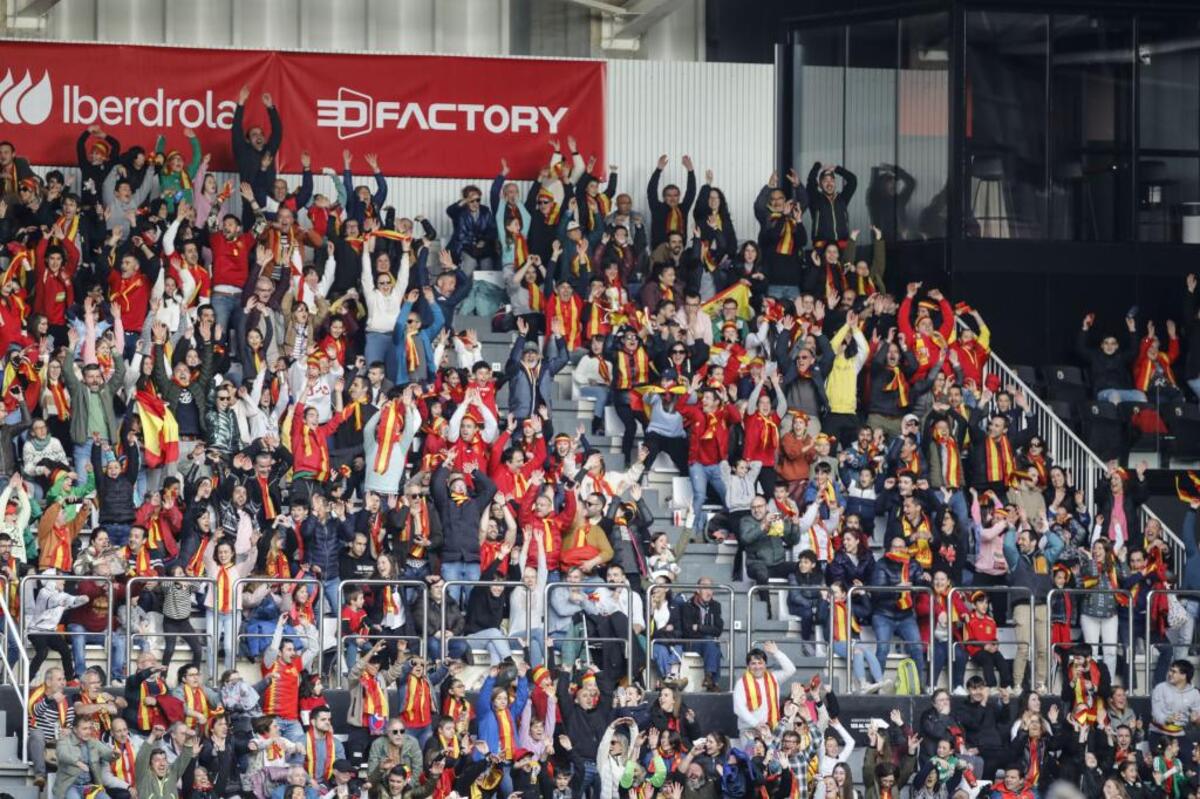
[1077, 557, 1129, 618]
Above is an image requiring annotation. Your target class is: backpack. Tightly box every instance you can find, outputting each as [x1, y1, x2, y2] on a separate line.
[894, 657, 921, 695]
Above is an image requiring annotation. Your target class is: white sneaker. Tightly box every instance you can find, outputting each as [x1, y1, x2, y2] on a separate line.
[863, 681, 882, 694]
[952, 685, 968, 696]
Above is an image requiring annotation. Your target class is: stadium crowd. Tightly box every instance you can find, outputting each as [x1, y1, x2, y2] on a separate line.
[0, 84, 1199, 799]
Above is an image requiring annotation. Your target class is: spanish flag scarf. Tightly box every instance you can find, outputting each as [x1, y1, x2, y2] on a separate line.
[984, 435, 1015, 484]
[373, 401, 405, 473]
[885, 551, 914, 610]
[933, 429, 962, 488]
[615, 348, 650, 390]
[741, 670, 779, 726]
[885, 365, 910, 407]
[306, 727, 336, 781]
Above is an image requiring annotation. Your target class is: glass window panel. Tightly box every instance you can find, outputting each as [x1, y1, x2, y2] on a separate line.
[898, 12, 951, 240]
[1049, 14, 1133, 241]
[793, 27, 846, 225]
[964, 12, 1049, 239]
[846, 19, 898, 239]
[1138, 16, 1200, 151]
[1136, 157, 1199, 242]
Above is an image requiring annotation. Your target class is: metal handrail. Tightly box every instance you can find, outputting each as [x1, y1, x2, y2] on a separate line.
[544, 580, 637, 685]
[1044, 587, 1135, 694]
[645, 582, 736, 691]
[961, 321, 1186, 565]
[19, 574, 114, 685]
[336, 578, 429, 686]
[0, 587, 30, 762]
[441, 579, 534, 668]
[230, 576, 325, 671]
[846, 584, 935, 693]
[945, 586, 1033, 691]
[1143, 589, 1200, 692]
[124, 576, 217, 681]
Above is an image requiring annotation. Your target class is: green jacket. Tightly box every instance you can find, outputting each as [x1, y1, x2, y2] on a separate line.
[739, 513, 800, 570]
[63, 356, 125, 445]
[154, 133, 202, 213]
[52, 733, 115, 799]
[135, 739, 194, 799]
[152, 340, 215, 435]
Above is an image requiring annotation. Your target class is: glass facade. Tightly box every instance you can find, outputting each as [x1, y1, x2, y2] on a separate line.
[791, 13, 951, 241]
[788, 7, 1200, 243]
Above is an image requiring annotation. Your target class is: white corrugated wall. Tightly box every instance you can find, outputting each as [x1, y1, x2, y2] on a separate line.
[33, 59, 774, 246]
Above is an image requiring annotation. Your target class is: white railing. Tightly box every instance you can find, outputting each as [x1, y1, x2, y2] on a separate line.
[967, 329, 1186, 567]
[0, 587, 30, 762]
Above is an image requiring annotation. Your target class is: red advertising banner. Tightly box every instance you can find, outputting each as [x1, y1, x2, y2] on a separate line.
[0, 40, 606, 179]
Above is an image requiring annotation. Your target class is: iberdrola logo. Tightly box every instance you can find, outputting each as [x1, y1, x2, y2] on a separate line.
[0, 70, 52, 125]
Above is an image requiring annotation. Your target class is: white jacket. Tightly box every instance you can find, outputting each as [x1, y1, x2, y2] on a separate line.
[24, 580, 88, 632]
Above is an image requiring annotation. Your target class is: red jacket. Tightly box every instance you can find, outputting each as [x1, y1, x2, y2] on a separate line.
[518, 488, 576, 571]
[962, 610, 999, 657]
[743, 410, 782, 466]
[1132, 336, 1179, 392]
[32, 237, 80, 325]
[290, 403, 344, 481]
[678, 400, 742, 466]
[109, 268, 153, 331]
[898, 294, 952, 381]
[135, 502, 183, 559]
[208, 230, 255, 290]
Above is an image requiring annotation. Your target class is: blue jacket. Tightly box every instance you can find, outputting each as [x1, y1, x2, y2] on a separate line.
[1183, 511, 1200, 592]
[302, 513, 354, 580]
[504, 335, 570, 418]
[474, 675, 529, 760]
[393, 298, 445, 384]
[447, 201, 497, 261]
[343, 169, 387, 227]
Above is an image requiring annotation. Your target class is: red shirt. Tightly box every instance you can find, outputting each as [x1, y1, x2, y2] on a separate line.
[742, 411, 782, 466]
[32, 237, 80, 325]
[679, 400, 742, 466]
[262, 656, 303, 720]
[208, 230, 255, 290]
[108, 269, 152, 331]
[517, 489, 577, 571]
[963, 610, 998, 657]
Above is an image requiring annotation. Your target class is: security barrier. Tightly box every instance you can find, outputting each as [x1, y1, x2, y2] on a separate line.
[0, 586, 29, 761]
[230, 576, 326, 672]
[124, 575, 217, 681]
[1143, 588, 1200, 692]
[544, 580, 638, 685]
[335, 578, 429, 686]
[945, 586, 1035, 693]
[846, 584, 934, 693]
[1044, 587, 1134, 693]
[645, 582, 736, 690]
[19, 574, 114, 684]
[441, 579, 535, 668]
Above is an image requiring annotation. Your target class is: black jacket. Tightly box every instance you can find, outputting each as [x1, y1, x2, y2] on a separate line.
[806, 163, 857, 244]
[92, 443, 140, 524]
[430, 466, 497, 564]
[677, 594, 724, 641]
[958, 695, 1010, 751]
[1076, 328, 1138, 393]
[646, 167, 696, 248]
[231, 103, 282, 201]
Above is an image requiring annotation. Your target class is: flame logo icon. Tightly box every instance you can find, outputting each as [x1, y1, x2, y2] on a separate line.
[0, 70, 52, 125]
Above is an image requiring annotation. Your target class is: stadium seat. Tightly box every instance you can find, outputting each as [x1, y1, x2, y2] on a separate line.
[1163, 402, 1200, 466]
[1078, 399, 1129, 462]
[1010, 364, 1042, 394]
[1044, 364, 1090, 404]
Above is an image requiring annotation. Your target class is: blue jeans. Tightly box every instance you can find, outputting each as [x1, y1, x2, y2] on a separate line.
[365, 332, 394, 380]
[210, 293, 240, 336]
[103, 523, 131, 548]
[933, 639, 970, 688]
[688, 640, 722, 680]
[66, 625, 126, 681]
[832, 639, 884, 684]
[578, 386, 610, 420]
[653, 642, 682, 680]
[276, 718, 305, 762]
[511, 628, 545, 668]
[688, 462, 727, 536]
[322, 578, 341, 615]
[427, 635, 469, 661]
[1097, 388, 1147, 404]
[767, 285, 800, 302]
[440, 562, 481, 606]
[871, 612, 925, 688]
[73, 440, 96, 481]
[465, 628, 512, 664]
